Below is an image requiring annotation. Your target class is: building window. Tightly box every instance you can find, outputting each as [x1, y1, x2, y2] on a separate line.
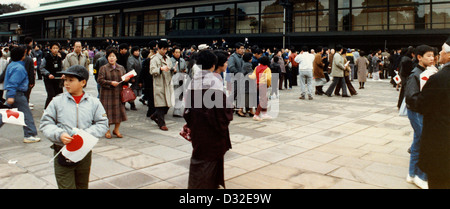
[237, 1, 260, 34]
[126, 13, 142, 37]
[261, 0, 284, 33]
[195, 5, 213, 13]
[338, 9, 351, 31]
[47, 20, 56, 39]
[215, 3, 235, 34]
[159, 9, 174, 36]
[56, 19, 64, 38]
[318, 9, 329, 31]
[293, 0, 317, 32]
[94, 15, 104, 37]
[83, 17, 92, 38]
[104, 14, 117, 37]
[74, 18, 82, 38]
[64, 19, 71, 39]
[352, 8, 388, 31]
[144, 11, 158, 36]
[432, 3, 450, 29]
[389, 6, 415, 30]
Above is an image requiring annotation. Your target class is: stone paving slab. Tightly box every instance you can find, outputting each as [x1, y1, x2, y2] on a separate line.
[0, 71, 420, 189]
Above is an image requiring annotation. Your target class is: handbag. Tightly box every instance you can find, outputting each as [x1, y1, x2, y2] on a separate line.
[179, 124, 192, 142]
[121, 85, 136, 103]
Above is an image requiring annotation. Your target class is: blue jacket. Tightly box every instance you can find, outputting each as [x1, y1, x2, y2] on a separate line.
[4, 61, 29, 99]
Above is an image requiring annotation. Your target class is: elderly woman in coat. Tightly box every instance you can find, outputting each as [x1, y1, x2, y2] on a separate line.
[97, 48, 130, 138]
[355, 51, 369, 89]
[149, 40, 174, 131]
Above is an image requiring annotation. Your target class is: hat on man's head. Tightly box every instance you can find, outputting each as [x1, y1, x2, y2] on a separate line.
[198, 44, 209, 50]
[60, 65, 89, 81]
[444, 36, 450, 53]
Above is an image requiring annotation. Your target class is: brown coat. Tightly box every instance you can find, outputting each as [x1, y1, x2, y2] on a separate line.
[313, 53, 325, 78]
[355, 56, 369, 82]
[97, 63, 127, 124]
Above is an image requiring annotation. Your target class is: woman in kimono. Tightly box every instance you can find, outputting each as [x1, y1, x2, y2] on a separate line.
[184, 49, 233, 189]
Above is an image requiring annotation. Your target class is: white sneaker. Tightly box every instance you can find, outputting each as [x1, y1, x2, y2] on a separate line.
[261, 113, 272, 120]
[406, 174, 414, 183]
[24, 136, 41, 143]
[413, 176, 428, 189]
[253, 115, 262, 121]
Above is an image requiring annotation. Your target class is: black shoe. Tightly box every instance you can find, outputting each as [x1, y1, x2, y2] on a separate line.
[308, 96, 313, 100]
[325, 93, 332, 97]
[342, 95, 351, 97]
[139, 98, 147, 105]
[335, 93, 341, 96]
[299, 96, 305, 100]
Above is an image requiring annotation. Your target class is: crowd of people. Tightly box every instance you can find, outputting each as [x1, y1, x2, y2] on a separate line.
[0, 35, 449, 189]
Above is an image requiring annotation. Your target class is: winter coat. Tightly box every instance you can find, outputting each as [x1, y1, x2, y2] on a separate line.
[4, 61, 28, 99]
[355, 56, 369, 82]
[417, 63, 450, 178]
[313, 53, 325, 78]
[405, 65, 426, 112]
[150, 53, 174, 107]
[330, 52, 345, 77]
[63, 52, 89, 70]
[97, 63, 127, 124]
[40, 92, 109, 147]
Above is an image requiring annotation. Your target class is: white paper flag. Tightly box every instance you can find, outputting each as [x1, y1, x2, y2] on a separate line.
[420, 66, 438, 91]
[61, 128, 99, 163]
[0, 108, 26, 126]
[121, 70, 137, 81]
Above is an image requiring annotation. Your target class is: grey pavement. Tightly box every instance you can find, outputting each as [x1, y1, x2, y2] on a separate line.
[0, 70, 418, 189]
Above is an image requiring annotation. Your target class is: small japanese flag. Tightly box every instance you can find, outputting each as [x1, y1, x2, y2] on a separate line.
[0, 108, 26, 126]
[121, 70, 137, 81]
[420, 66, 438, 91]
[393, 74, 401, 84]
[61, 128, 99, 163]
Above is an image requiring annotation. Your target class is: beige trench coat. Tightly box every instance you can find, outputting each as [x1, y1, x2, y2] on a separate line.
[150, 53, 174, 107]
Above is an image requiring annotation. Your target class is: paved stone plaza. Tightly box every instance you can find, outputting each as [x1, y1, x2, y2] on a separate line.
[0, 70, 418, 189]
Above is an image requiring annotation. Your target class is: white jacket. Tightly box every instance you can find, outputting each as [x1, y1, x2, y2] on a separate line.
[294, 52, 315, 71]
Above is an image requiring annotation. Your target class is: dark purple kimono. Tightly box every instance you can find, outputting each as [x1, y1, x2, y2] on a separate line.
[183, 70, 233, 189]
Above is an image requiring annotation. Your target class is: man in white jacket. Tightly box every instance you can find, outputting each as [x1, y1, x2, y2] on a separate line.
[295, 46, 316, 100]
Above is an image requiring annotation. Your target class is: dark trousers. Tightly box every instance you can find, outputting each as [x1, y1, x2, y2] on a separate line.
[44, 78, 63, 109]
[284, 70, 292, 89]
[335, 75, 357, 95]
[153, 107, 169, 127]
[278, 72, 285, 90]
[54, 150, 92, 189]
[325, 77, 348, 96]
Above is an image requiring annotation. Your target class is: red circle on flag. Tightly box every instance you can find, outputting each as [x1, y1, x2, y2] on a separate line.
[67, 134, 83, 152]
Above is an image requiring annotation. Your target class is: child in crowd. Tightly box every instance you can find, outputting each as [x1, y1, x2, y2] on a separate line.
[249, 56, 272, 121]
[40, 65, 109, 189]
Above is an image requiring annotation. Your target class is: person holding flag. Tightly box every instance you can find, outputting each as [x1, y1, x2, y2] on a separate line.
[2, 46, 40, 143]
[40, 65, 109, 189]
